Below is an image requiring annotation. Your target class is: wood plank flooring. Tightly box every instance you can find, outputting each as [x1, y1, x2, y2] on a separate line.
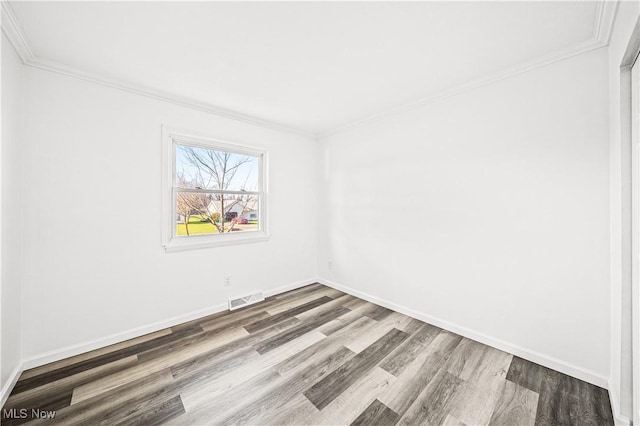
[1, 283, 614, 426]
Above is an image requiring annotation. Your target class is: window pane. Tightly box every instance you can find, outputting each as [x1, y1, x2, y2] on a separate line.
[175, 143, 260, 191]
[175, 192, 259, 236]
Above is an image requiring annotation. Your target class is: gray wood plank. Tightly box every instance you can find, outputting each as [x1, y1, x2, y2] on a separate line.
[402, 318, 429, 335]
[118, 395, 185, 426]
[180, 369, 280, 424]
[266, 287, 345, 316]
[397, 371, 462, 426]
[199, 309, 270, 333]
[446, 379, 504, 426]
[304, 328, 409, 410]
[169, 296, 283, 332]
[179, 331, 326, 414]
[17, 329, 172, 381]
[273, 283, 323, 299]
[173, 347, 261, 395]
[506, 356, 547, 393]
[316, 302, 381, 336]
[445, 338, 491, 381]
[294, 294, 356, 321]
[273, 316, 376, 377]
[4, 356, 139, 409]
[11, 326, 200, 395]
[443, 414, 468, 425]
[254, 306, 350, 354]
[350, 399, 400, 426]
[378, 330, 463, 416]
[24, 369, 176, 426]
[169, 317, 299, 381]
[0, 391, 72, 426]
[488, 380, 538, 426]
[243, 296, 333, 333]
[169, 320, 305, 398]
[534, 369, 614, 426]
[257, 394, 319, 426]
[311, 367, 396, 425]
[367, 305, 394, 321]
[138, 315, 297, 364]
[0, 284, 616, 426]
[219, 346, 356, 425]
[345, 312, 415, 354]
[70, 327, 251, 405]
[380, 323, 441, 376]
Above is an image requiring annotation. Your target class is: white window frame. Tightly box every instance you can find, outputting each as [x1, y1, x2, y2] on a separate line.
[161, 126, 269, 252]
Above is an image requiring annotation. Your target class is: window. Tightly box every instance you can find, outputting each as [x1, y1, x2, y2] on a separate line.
[162, 127, 268, 251]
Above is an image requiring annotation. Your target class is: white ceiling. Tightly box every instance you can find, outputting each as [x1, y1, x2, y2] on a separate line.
[9, 1, 601, 136]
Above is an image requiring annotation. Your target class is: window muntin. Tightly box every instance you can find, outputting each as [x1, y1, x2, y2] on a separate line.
[175, 144, 260, 191]
[162, 128, 268, 251]
[173, 142, 263, 238]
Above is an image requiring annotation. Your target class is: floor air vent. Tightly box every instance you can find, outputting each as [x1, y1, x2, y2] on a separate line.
[229, 291, 265, 311]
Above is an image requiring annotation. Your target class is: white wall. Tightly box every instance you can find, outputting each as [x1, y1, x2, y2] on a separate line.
[609, 2, 640, 421]
[1, 33, 23, 390]
[18, 66, 318, 361]
[0, 7, 628, 412]
[319, 48, 611, 382]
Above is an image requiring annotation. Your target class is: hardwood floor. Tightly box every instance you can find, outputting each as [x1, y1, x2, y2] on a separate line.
[1, 283, 614, 426]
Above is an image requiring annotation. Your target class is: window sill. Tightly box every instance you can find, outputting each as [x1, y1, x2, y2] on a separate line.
[163, 231, 270, 252]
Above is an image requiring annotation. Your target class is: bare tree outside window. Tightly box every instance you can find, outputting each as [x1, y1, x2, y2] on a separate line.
[174, 144, 261, 236]
[175, 173, 211, 235]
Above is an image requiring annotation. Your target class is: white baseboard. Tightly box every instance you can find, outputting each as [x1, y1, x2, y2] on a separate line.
[6, 276, 611, 411]
[318, 277, 610, 389]
[1, 362, 24, 408]
[19, 277, 318, 373]
[264, 278, 319, 298]
[3, 278, 318, 404]
[608, 380, 632, 425]
[20, 302, 225, 371]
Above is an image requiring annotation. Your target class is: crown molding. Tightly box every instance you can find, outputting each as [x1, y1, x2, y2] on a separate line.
[594, 0, 619, 45]
[0, 1, 316, 139]
[2, 0, 619, 140]
[1, 1, 33, 63]
[26, 56, 317, 138]
[320, 38, 608, 138]
[320, 0, 618, 138]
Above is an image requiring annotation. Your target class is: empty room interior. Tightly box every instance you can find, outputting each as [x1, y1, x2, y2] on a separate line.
[1, 1, 640, 425]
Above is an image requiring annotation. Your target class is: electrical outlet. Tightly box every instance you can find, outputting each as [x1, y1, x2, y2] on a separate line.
[328, 261, 333, 270]
[224, 275, 232, 286]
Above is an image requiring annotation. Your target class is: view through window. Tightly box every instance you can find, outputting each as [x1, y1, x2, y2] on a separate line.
[174, 142, 263, 237]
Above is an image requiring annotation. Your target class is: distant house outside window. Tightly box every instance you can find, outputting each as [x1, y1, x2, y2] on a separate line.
[162, 127, 269, 251]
